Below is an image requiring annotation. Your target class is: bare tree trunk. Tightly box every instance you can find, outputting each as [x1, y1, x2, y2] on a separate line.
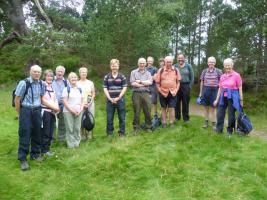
[188, 27, 191, 62]
[198, 2, 203, 67]
[33, 0, 53, 28]
[175, 24, 179, 58]
[191, 24, 197, 65]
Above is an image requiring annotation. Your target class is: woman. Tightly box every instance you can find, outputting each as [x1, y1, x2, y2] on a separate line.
[213, 58, 243, 136]
[199, 56, 222, 129]
[77, 67, 95, 140]
[41, 70, 60, 156]
[62, 72, 83, 148]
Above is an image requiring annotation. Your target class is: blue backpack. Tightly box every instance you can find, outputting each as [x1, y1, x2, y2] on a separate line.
[237, 111, 253, 134]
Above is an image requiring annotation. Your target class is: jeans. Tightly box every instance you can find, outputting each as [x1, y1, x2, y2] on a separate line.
[132, 92, 152, 130]
[18, 107, 42, 161]
[216, 97, 236, 133]
[41, 111, 55, 153]
[176, 83, 190, 121]
[106, 98, 126, 135]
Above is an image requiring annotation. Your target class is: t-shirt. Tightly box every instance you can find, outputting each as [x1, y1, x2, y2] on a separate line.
[219, 70, 242, 96]
[200, 67, 222, 87]
[77, 80, 94, 104]
[62, 86, 83, 113]
[103, 73, 127, 98]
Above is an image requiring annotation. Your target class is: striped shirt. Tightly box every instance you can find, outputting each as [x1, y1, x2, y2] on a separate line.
[200, 67, 222, 87]
[103, 73, 127, 98]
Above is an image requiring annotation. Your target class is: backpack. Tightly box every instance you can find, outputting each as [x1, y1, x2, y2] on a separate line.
[12, 79, 43, 107]
[66, 85, 82, 99]
[81, 109, 95, 131]
[237, 112, 253, 134]
[140, 114, 161, 131]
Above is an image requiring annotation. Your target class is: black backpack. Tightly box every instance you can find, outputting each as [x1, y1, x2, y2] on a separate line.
[81, 109, 95, 131]
[12, 79, 43, 107]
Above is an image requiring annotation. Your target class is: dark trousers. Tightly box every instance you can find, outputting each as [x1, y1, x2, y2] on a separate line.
[216, 97, 236, 133]
[106, 99, 126, 135]
[132, 92, 152, 130]
[18, 107, 42, 161]
[41, 111, 55, 153]
[175, 83, 190, 121]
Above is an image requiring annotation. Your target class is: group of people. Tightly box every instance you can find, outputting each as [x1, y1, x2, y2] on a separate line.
[14, 53, 244, 171]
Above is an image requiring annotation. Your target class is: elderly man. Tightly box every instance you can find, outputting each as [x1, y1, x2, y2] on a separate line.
[155, 56, 181, 127]
[52, 66, 68, 142]
[130, 58, 153, 133]
[146, 56, 158, 117]
[15, 65, 47, 170]
[174, 54, 194, 122]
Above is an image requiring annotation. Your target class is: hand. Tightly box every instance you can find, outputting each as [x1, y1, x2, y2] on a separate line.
[199, 94, 202, 97]
[136, 80, 141, 84]
[113, 97, 120, 103]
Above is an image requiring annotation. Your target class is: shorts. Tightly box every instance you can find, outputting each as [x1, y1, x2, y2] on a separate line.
[202, 86, 218, 107]
[159, 92, 176, 108]
[149, 85, 158, 104]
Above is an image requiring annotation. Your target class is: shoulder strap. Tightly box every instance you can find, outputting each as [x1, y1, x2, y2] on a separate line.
[67, 85, 70, 99]
[159, 68, 164, 86]
[63, 79, 68, 87]
[21, 79, 32, 104]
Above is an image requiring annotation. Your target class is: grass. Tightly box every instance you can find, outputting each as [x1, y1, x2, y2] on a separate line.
[0, 86, 267, 200]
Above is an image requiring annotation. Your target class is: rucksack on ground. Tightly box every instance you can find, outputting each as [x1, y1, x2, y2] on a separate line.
[237, 112, 253, 134]
[82, 109, 95, 131]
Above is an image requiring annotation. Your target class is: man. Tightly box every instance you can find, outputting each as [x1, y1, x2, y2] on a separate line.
[130, 58, 153, 133]
[155, 56, 181, 127]
[103, 59, 127, 136]
[146, 56, 158, 117]
[15, 65, 46, 170]
[174, 54, 194, 122]
[52, 66, 68, 142]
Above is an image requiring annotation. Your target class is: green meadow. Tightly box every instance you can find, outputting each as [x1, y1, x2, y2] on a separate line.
[0, 87, 267, 200]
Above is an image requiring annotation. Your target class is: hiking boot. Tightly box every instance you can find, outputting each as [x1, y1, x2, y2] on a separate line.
[31, 155, 44, 162]
[132, 129, 140, 135]
[202, 120, 208, 129]
[20, 160, 29, 171]
[44, 151, 54, 157]
[145, 129, 152, 133]
[169, 123, 175, 128]
[162, 123, 167, 128]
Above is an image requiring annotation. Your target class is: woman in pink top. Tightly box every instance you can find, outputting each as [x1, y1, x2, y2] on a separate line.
[213, 58, 243, 136]
[41, 70, 60, 156]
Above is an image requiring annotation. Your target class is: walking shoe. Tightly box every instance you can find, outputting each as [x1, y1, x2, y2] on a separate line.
[227, 132, 232, 138]
[169, 123, 175, 128]
[145, 129, 152, 133]
[44, 151, 54, 157]
[202, 120, 208, 129]
[184, 120, 190, 123]
[31, 155, 44, 162]
[162, 123, 167, 128]
[132, 129, 140, 135]
[20, 160, 29, 171]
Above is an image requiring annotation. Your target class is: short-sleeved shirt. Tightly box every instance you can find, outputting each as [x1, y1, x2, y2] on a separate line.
[77, 79, 95, 104]
[42, 82, 58, 113]
[103, 72, 127, 98]
[219, 70, 242, 96]
[130, 68, 152, 92]
[155, 66, 181, 97]
[200, 67, 222, 87]
[52, 78, 68, 104]
[15, 76, 45, 108]
[62, 86, 83, 113]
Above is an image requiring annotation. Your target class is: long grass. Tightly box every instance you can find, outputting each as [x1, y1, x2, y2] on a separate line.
[0, 87, 267, 200]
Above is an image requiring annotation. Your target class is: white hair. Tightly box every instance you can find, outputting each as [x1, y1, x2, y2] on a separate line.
[208, 56, 216, 63]
[56, 65, 65, 72]
[223, 58, 234, 67]
[30, 65, 42, 72]
[147, 56, 154, 62]
[138, 58, 146, 64]
[164, 56, 174, 62]
[79, 67, 88, 73]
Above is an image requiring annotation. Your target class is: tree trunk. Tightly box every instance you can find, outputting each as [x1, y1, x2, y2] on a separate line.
[198, 2, 203, 67]
[174, 24, 179, 58]
[33, 0, 53, 28]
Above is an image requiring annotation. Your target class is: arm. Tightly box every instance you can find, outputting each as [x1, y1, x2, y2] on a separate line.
[189, 65, 194, 88]
[62, 97, 77, 115]
[199, 81, 203, 97]
[213, 87, 221, 107]
[41, 96, 60, 112]
[239, 86, 243, 107]
[103, 88, 114, 102]
[15, 96, 21, 114]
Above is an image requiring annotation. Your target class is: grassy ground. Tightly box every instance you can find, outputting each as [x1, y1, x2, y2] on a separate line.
[0, 87, 267, 200]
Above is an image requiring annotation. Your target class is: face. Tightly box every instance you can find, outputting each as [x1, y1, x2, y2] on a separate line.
[165, 58, 173, 68]
[56, 68, 65, 79]
[147, 58, 153, 67]
[138, 60, 146, 70]
[224, 63, 233, 73]
[45, 73, 53, 84]
[30, 68, 42, 80]
[111, 63, 119, 72]
[69, 75, 78, 85]
[208, 59, 216, 68]
[159, 61, 164, 68]
[177, 55, 185, 65]
[79, 69, 87, 79]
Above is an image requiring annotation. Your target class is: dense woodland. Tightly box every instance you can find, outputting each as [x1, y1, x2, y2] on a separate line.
[0, 0, 266, 90]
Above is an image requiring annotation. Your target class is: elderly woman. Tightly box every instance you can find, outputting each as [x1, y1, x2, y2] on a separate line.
[62, 72, 83, 148]
[199, 57, 222, 129]
[77, 67, 95, 140]
[213, 58, 243, 136]
[41, 70, 60, 156]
